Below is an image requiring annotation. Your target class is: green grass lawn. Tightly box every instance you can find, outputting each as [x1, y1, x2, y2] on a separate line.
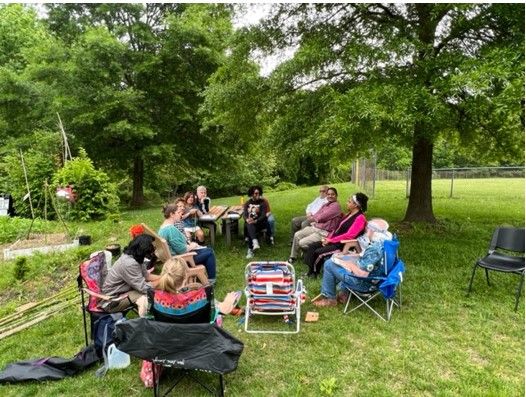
[0, 178, 524, 396]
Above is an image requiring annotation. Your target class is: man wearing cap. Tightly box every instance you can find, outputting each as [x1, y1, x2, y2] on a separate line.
[289, 185, 329, 244]
[303, 192, 369, 277]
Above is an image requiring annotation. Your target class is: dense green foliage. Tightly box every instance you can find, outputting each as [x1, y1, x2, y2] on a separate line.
[52, 150, 119, 221]
[204, 4, 525, 221]
[0, 179, 523, 396]
[0, 4, 523, 222]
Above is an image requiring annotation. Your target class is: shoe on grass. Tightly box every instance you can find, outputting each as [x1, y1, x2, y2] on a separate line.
[336, 291, 349, 304]
[252, 239, 260, 250]
[313, 298, 337, 307]
[246, 249, 254, 259]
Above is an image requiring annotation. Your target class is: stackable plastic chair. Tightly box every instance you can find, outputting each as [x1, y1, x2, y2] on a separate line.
[467, 227, 525, 311]
[244, 261, 304, 334]
[342, 237, 405, 321]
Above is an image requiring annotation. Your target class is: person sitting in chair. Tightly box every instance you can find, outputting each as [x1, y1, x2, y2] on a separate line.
[243, 185, 272, 259]
[196, 185, 211, 214]
[290, 185, 329, 243]
[101, 234, 161, 317]
[159, 203, 217, 284]
[313, 218, 392, 308]
[153, 257, 242, 319]
[303, 192, 368, 278]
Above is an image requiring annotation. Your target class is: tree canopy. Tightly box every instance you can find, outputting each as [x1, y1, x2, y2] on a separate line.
[204, 3, 524, 222]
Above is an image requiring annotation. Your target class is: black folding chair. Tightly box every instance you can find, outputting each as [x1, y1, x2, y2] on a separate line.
[467, 227, 525, 311]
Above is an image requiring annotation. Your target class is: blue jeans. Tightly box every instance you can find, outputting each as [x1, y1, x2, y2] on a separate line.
[193, 247, 216, 279]
[321, 259, 362, 299]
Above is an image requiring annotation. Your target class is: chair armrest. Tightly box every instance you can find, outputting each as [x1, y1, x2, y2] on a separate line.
[186, 265, 208, 285]
[82, 288, 129, 302]
[176, 252, 197, 267]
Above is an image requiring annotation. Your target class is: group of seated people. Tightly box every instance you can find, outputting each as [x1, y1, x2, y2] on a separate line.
[101, 233, 240, 319]
[99, 183, 391, 319]
[288, 186, 393, 309]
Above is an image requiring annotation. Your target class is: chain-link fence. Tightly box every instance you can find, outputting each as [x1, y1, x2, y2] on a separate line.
[352, 162, 524, 198]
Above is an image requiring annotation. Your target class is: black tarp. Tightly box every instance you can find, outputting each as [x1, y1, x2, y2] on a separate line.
[114, 318, 244, 375]
[0, 344, 99, 383]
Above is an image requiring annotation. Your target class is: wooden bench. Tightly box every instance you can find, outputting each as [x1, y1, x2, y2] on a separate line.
[198, 205, 228, 247]
[221, 205, 244, 247]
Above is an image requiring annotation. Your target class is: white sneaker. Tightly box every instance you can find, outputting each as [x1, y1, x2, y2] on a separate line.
[246, 249, 254, 259]
[252, 239, 260, 250]
[270, 236, 275, 245]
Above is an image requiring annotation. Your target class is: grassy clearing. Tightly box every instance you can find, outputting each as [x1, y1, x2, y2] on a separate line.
[0, 178, 523, 396]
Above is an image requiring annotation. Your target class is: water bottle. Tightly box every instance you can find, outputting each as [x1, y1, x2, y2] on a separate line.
[107, 343, 130, 369]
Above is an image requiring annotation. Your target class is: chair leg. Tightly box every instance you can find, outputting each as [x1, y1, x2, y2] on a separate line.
[485, 268, 491, 286]
[514, 274, 524, 312]
[467, 264, 478, 295]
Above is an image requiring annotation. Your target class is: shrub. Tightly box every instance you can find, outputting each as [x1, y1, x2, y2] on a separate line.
[13, 257, 29, 281]
[52, 149, 119, 221]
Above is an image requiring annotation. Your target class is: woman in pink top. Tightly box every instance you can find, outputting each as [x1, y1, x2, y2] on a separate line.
[303, 192, 368, 278]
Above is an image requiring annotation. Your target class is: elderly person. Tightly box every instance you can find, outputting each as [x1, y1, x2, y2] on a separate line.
[159, 203, 217, 284]
[196, 185, 211, 214]
[101, 234, 161, 316]
[288, 187, 342, 263]
[313, 218, 392, 307]
[303, 193, 369, 278]
[290, 185, 329, 244]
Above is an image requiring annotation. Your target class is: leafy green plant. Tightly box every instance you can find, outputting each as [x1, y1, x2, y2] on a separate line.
[13, 257, 28, 281]
[52, 149, 119, 221]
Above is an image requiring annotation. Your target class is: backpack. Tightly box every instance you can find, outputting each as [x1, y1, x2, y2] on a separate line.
[93, 313, 123, 359]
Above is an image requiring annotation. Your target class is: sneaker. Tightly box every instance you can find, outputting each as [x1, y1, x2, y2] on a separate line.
[252, 239, 260, 250]
[269, 236, 275, 245]
[246, 249, 254, 259]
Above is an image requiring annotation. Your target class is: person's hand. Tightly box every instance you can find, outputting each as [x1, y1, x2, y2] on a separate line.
[188, 242, 199, 250]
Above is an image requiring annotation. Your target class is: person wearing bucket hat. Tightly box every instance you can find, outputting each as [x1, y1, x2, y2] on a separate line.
[303, 192, 369, 278]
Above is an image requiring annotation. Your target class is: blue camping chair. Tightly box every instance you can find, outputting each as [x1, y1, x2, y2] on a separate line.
[342, 237, 405, 321]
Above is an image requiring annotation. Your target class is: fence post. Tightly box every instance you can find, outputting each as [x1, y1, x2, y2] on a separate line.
[450, 170, 455, 198]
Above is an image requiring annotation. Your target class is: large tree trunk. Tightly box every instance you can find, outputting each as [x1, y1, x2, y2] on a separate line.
[403, 134, 436, 223]
[131, 156, 145, 208]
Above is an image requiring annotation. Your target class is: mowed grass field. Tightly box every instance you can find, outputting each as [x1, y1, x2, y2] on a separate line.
[0, 178, 523, 396]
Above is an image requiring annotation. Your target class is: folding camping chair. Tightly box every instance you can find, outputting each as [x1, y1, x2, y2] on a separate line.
[77, 251, 133, 346]
[141, 223, 209, 286]
[113, 285, 243, 397]
[342, 237, 405, 321]
[244, 261, 304, 334]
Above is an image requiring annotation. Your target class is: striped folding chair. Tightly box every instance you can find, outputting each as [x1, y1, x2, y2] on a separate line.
[244, 261, 303, 334]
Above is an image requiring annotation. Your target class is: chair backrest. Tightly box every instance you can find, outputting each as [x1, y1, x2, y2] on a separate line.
[245, 262, 296, 311]
[78, 251, 107, 312]
[150, 285, 214, 324]
[141, 223, 172, 263]
[491, 227, 525, 253]
[383, 237, 400, 275]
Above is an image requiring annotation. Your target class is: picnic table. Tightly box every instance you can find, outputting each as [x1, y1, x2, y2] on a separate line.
[198, 205, 228, 246]
[221, 205, 244, 247]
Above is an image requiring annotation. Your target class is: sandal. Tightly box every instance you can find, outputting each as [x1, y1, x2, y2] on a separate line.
[313, 298, 337, 307]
